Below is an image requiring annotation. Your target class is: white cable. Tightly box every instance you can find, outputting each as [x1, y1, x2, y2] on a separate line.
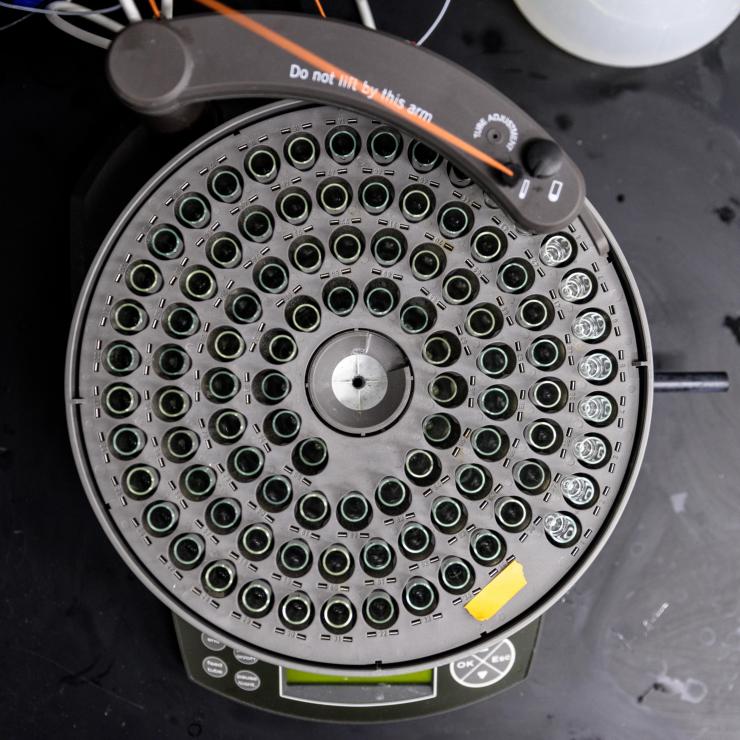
[0, 10, 31, 29]
[417, 0, 451, 46]
[355, 0, 376, 29]
[45, 0, 123, 48]
[161, 0, 173, 19]
[118, 0, 141, 22]
[46, 12, 112, 46]
[0, 1, 121, 15]
[49, 1, 123, 30]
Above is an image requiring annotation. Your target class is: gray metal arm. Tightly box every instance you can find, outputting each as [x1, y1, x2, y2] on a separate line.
[106, 13, 585, 233]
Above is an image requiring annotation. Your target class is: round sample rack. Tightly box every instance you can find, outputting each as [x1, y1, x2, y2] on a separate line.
[67, 102, 651, 674]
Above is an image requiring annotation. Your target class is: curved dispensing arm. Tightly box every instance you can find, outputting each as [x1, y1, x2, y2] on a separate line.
[106, 12, 585, 233]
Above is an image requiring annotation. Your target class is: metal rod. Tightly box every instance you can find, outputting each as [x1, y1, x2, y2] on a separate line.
[654, 372, 729, 393]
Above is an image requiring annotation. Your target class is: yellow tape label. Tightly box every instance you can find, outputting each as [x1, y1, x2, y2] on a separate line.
[464, 560, 527, 622]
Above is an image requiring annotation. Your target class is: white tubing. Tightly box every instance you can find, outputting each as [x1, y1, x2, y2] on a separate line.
[355, 0, 376, 29]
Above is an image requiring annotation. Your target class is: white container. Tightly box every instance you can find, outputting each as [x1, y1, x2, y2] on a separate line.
[514, 0, 740, 68]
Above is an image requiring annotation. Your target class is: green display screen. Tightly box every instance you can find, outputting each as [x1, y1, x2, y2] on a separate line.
[285, 668, 434, 686]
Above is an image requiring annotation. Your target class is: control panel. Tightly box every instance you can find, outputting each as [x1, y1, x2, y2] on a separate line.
[174, 613, 540, 722]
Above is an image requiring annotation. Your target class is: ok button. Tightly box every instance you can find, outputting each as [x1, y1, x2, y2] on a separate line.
[449, 639, 516, 688]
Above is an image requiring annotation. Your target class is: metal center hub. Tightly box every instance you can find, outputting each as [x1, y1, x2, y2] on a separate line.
[307, 330, 413, 436]
[331, 353, 388, 411]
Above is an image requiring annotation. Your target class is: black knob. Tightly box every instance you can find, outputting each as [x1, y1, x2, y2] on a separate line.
[522, 138, 563, 178]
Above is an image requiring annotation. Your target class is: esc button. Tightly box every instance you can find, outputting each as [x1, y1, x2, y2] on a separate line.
[449, 639, 516, 688]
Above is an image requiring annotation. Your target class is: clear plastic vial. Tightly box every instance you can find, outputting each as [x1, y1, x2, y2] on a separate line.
[573, 435, 608, 466]
[578, 394, 614, 424]
[577, 352, 613, 382]
[543, 512, 579, 545]
[559, 271, 593, 302]
[539, 234, 573, 267]
[560, 475, 596, 507]
[572, 310, 607, 341]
